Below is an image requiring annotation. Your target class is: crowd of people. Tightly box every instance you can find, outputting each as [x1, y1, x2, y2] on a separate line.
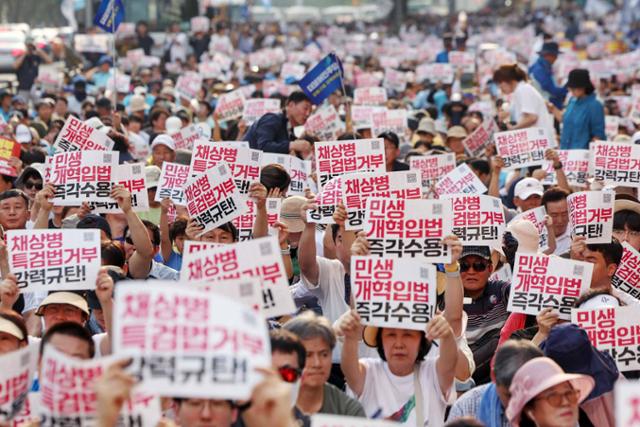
[0, 3, 639, 427]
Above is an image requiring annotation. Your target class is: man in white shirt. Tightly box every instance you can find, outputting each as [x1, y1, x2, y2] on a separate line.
[542, 187, 572, 255]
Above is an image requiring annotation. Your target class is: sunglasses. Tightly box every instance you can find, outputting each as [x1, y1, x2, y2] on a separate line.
[460, 260, 489, 273]
[278, 365, 301, 383]
[24, 181, 43, 190]
[535, 389, 580, 408]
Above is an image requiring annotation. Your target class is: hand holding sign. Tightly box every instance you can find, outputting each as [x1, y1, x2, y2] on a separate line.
[335, 309, 364, 341]
[350, 231, 370, 257]
[0, 273, 19, 310]
[111, 184, 133, 214]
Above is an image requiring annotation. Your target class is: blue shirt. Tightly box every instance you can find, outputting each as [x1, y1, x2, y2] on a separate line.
[435, 50, 449, 63]
[528, 57, 567, 109]
[560, 93, 605, 150]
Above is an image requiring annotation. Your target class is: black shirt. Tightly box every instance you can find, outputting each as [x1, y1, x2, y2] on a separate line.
[16, 54, 42, 90]
[391, 160, 410, 171]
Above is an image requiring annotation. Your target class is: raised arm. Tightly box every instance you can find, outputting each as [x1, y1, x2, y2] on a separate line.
[298, 192, 320, 285]
[95, 268, 114, 356]
[336, 309, 367, 396]
[429, 315, 458, 397]
[159, 198, 173, 263]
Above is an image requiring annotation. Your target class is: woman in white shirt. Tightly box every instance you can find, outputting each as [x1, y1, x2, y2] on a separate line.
[493, 64, 556, 142]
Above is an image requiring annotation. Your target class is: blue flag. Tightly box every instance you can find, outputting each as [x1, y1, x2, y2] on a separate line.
[94, 0, 125, 33]
[298, 53, 343, 105]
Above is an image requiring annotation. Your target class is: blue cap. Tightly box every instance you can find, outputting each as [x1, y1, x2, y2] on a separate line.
[72, 75, 87, 84]
[98, 55, 113, 66]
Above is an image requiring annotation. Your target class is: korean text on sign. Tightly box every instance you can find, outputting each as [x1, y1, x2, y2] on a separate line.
[494, 127, 552, 169]
[363, 198, 452, 263]
[351, 256, 437, 330]
[614, 380, 640, 427]
[156, 162, 190, 205]
[184, 162, 248, 237]
[215, 89, 246, 122]
[7, 229, 101, 292]
[448, 195, 505, 247]
[567, 191, 614, 244]
[589, 141, 640, 188]
[342, 171, 423, 231]
[232, 198, 281, 241]
[304, 105, 345, 141]
[509, 206, 550, 251]
[314, 139, 385, 191]
[192, 277, 263, 313]
[180, 236, 296, 318]
[462, 119, 497, 158]
[436, 163, 487, 197]
[542, 149, 589, 188]
[90, 163, 149, 214]
[0, 346, 37, 423]
[612, 242, 640, 301]
[371, 109, 408, 138]
[40, 346, 160, 427]
[113, 283, 270, 399]
[572, 305, 640, 372]
[170, 124, 201, 151]
[242, 98, 281, 125]
[409, 153, 456, 196]
[307, 175, 342, 224]
[353, 87, 387, 106]
[508, 254, 592, 320]
[53, 116, 114, 152]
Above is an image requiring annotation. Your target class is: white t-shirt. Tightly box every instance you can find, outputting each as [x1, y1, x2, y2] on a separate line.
[554, 227, 572, 255]
[511, 81, 556, 143]
[355, 357, 454, 427]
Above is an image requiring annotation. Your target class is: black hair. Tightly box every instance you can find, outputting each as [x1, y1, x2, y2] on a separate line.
[0, 189, 28, 206]
[270, 329, 306, 369]
[331, 224, 340, 243]
[467, 158, 490, 176]
[493, 64, 528, 83]
[444, 418, 485, 427]
[494, 340, 543, 387]
[40, 321, 95, 358]
[0, 310, 28, 344]
[260, 164, 291, 193]
[541, 186, 570, 207]
[375, 328, 431, 363]
[0, 175, 13, 185]
[337, 132, 363, 140]
[217, 221, 238, 242]
[614, 209, 640, 232]
[286, 91, 311, 105]
[586, 239, 623, 266]
[378, 131, 400, 148]
[101, 241, 126, 268]
[128, 114, 144, 124]
[169, 217, 188, 242]
[124, 220, 161, 247]
[149, 108, 169, 124]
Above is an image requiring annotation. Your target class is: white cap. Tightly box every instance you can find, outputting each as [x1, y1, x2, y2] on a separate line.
[151, 134, 176, 152]
[578, 293, 620, 310]
[166, 116, 182, 134]
[15, 124, 32, 143]
[514, 177, 544, 200]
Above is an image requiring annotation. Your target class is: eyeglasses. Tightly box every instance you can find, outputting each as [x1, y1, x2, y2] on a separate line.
[24, 181, 43, 190]
[535, 389, 580, 408]
[278, 365, 301, 383]
[613, 229, 640, 239]
[460, 261, 489, 272]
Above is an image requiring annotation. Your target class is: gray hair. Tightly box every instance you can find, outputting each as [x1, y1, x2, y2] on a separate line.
[283, 311, 337, 350]
[494, 340, 543, 388]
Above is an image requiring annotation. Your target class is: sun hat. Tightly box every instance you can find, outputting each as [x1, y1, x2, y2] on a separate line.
[36, 292, 90, 316]
[279, 196, 306, 233]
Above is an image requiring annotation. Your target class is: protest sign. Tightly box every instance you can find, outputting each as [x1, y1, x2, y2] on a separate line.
[409, 153, 456, 196]
[315, 138, 385, 191]
[351, 105, 383, 130]
[37, 63, 64, 91]
[53, 116, 115, 152]
[0, 137, 22, 177]
[90, 163, 148, 213]
[354, 72, 382, 89]
[73, 34, 110, 53]
[614, 380, 640, 427]
[371, 109, 408, 138]
[289, 156, 313, 196]
[126, 48, 144, 64]
[184, 162, 248, 236]
[363, 198, 452, 262]
[353, 87, 387, 106]
[280, 62, 306, 80]
[605, 115, 620, 140]
[494, 127, 553, 169]
[11, 392, 39, 427]
[242, 98, 282, 125]
[183, 240, 220, 256]
[198, 61, 224, 80]
[449, 51, 476, 73]
[312, 414, 398, 427]
[435, 163, 488, 197]
[180, 236, 296, 317]
[448, 195, 506, 246]
[542, 149, 590, 188]
[510, 206, 550, 251]
[589, 141, 640, 188]
[612, 242, 640, 301]
[190, 16, 209, 32]
[113, 283, 270, 399]
[0, 346, 37, 423]
[567, 191, 614, 244]
[7, 229, 101, 292]
[383, 68, 407, 92]
[175, 72, 203, 100]
[170, 124, 202, 151]
[190, 140, 262, 194]
[155, 162, 190, 205]
[192, 277, 263, 312]
[307, 175, 342, 224]
[351, 256, 437, 330]
[304, 104, 345, 141]
[106, 73, 131, 93]
[490, 263, 513, 283]
[139, 55, 161, 68]
[572, 305, 640, 372]
[415, 63, 454, 84]
[40, 346, 160, 427]
[508, 254, 592, 320]
[215, 89, 246, 122]
[298, 53, 343, 105]
[343, 171, 422, 231]
[50, 151, 119, 205]
[462, 119, 497, 158]
[232, 198, 282, 241]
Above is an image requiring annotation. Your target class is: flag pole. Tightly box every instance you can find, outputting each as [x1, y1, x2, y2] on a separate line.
[334, 52, 354, 140]
[111, 0, 117, 113]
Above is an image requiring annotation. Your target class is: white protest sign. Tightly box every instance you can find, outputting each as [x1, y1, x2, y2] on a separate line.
[53, 116, 115, 152]
[156, 162, 190, 205]
[126, 48, 144, 64]
[448, 194, 506, 247]
[198, 61, 224, 79]
[342, 170, 423, 231]
[242, 98, 281, 125]
[90, 163, 148, 213]
[614, 380, 640, 427]
[383, 68, 407, 92]
[106, 73, 131, 93]
[589, 141, 640, 188]
[494, 127, 553, 169]
[449, 51, 476, 73]
[175, 72, 203, 100]
[351, 106, 383, 130]
[462, 119, 497, 158]
[435, 163, 487, 197]
[354, 72, 381, 88]
[40, 347, 161, 427]
[190, 16, 210, 32]
[7, 229, 100, 292]
[490, 263, 513, 283]
[190, 140, 262, 195]
[304, 105, 345, 141]
[542, 149, 590, 188]
[605, 115, 620, 140]
[415, 63, 454, 84]
[567, 191, 614, 244]
[510, 206, 550, 251]
[363, 198, 452, 262]
[232, 198, 282, 241]
[0, 346, 37, 423]
[74, 34, 110, 53]
[508, 253, 592, 320]
[37, 63, 63, 90]
[192, 277, 263, 312]
[311, 414, 399, 427]
[289, 156, 313, 196]
[409, 153, 456, 196]
[49, 151, 119, 205]
[184, 162, 248, 236]
[280, 62, 306, 80]
[353, 87, 387, 106]
[352, 256, 437, 330]
[170, 124, 202, 151]
[371, 108, 408, 138]
[307, 175, 342, 224]
[573, 305, 640, 372]
[611, 242, 640, 301]
[215, 89, 246, 122]
[180, 236, 296, 317]
[315, 138, 385, 191]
